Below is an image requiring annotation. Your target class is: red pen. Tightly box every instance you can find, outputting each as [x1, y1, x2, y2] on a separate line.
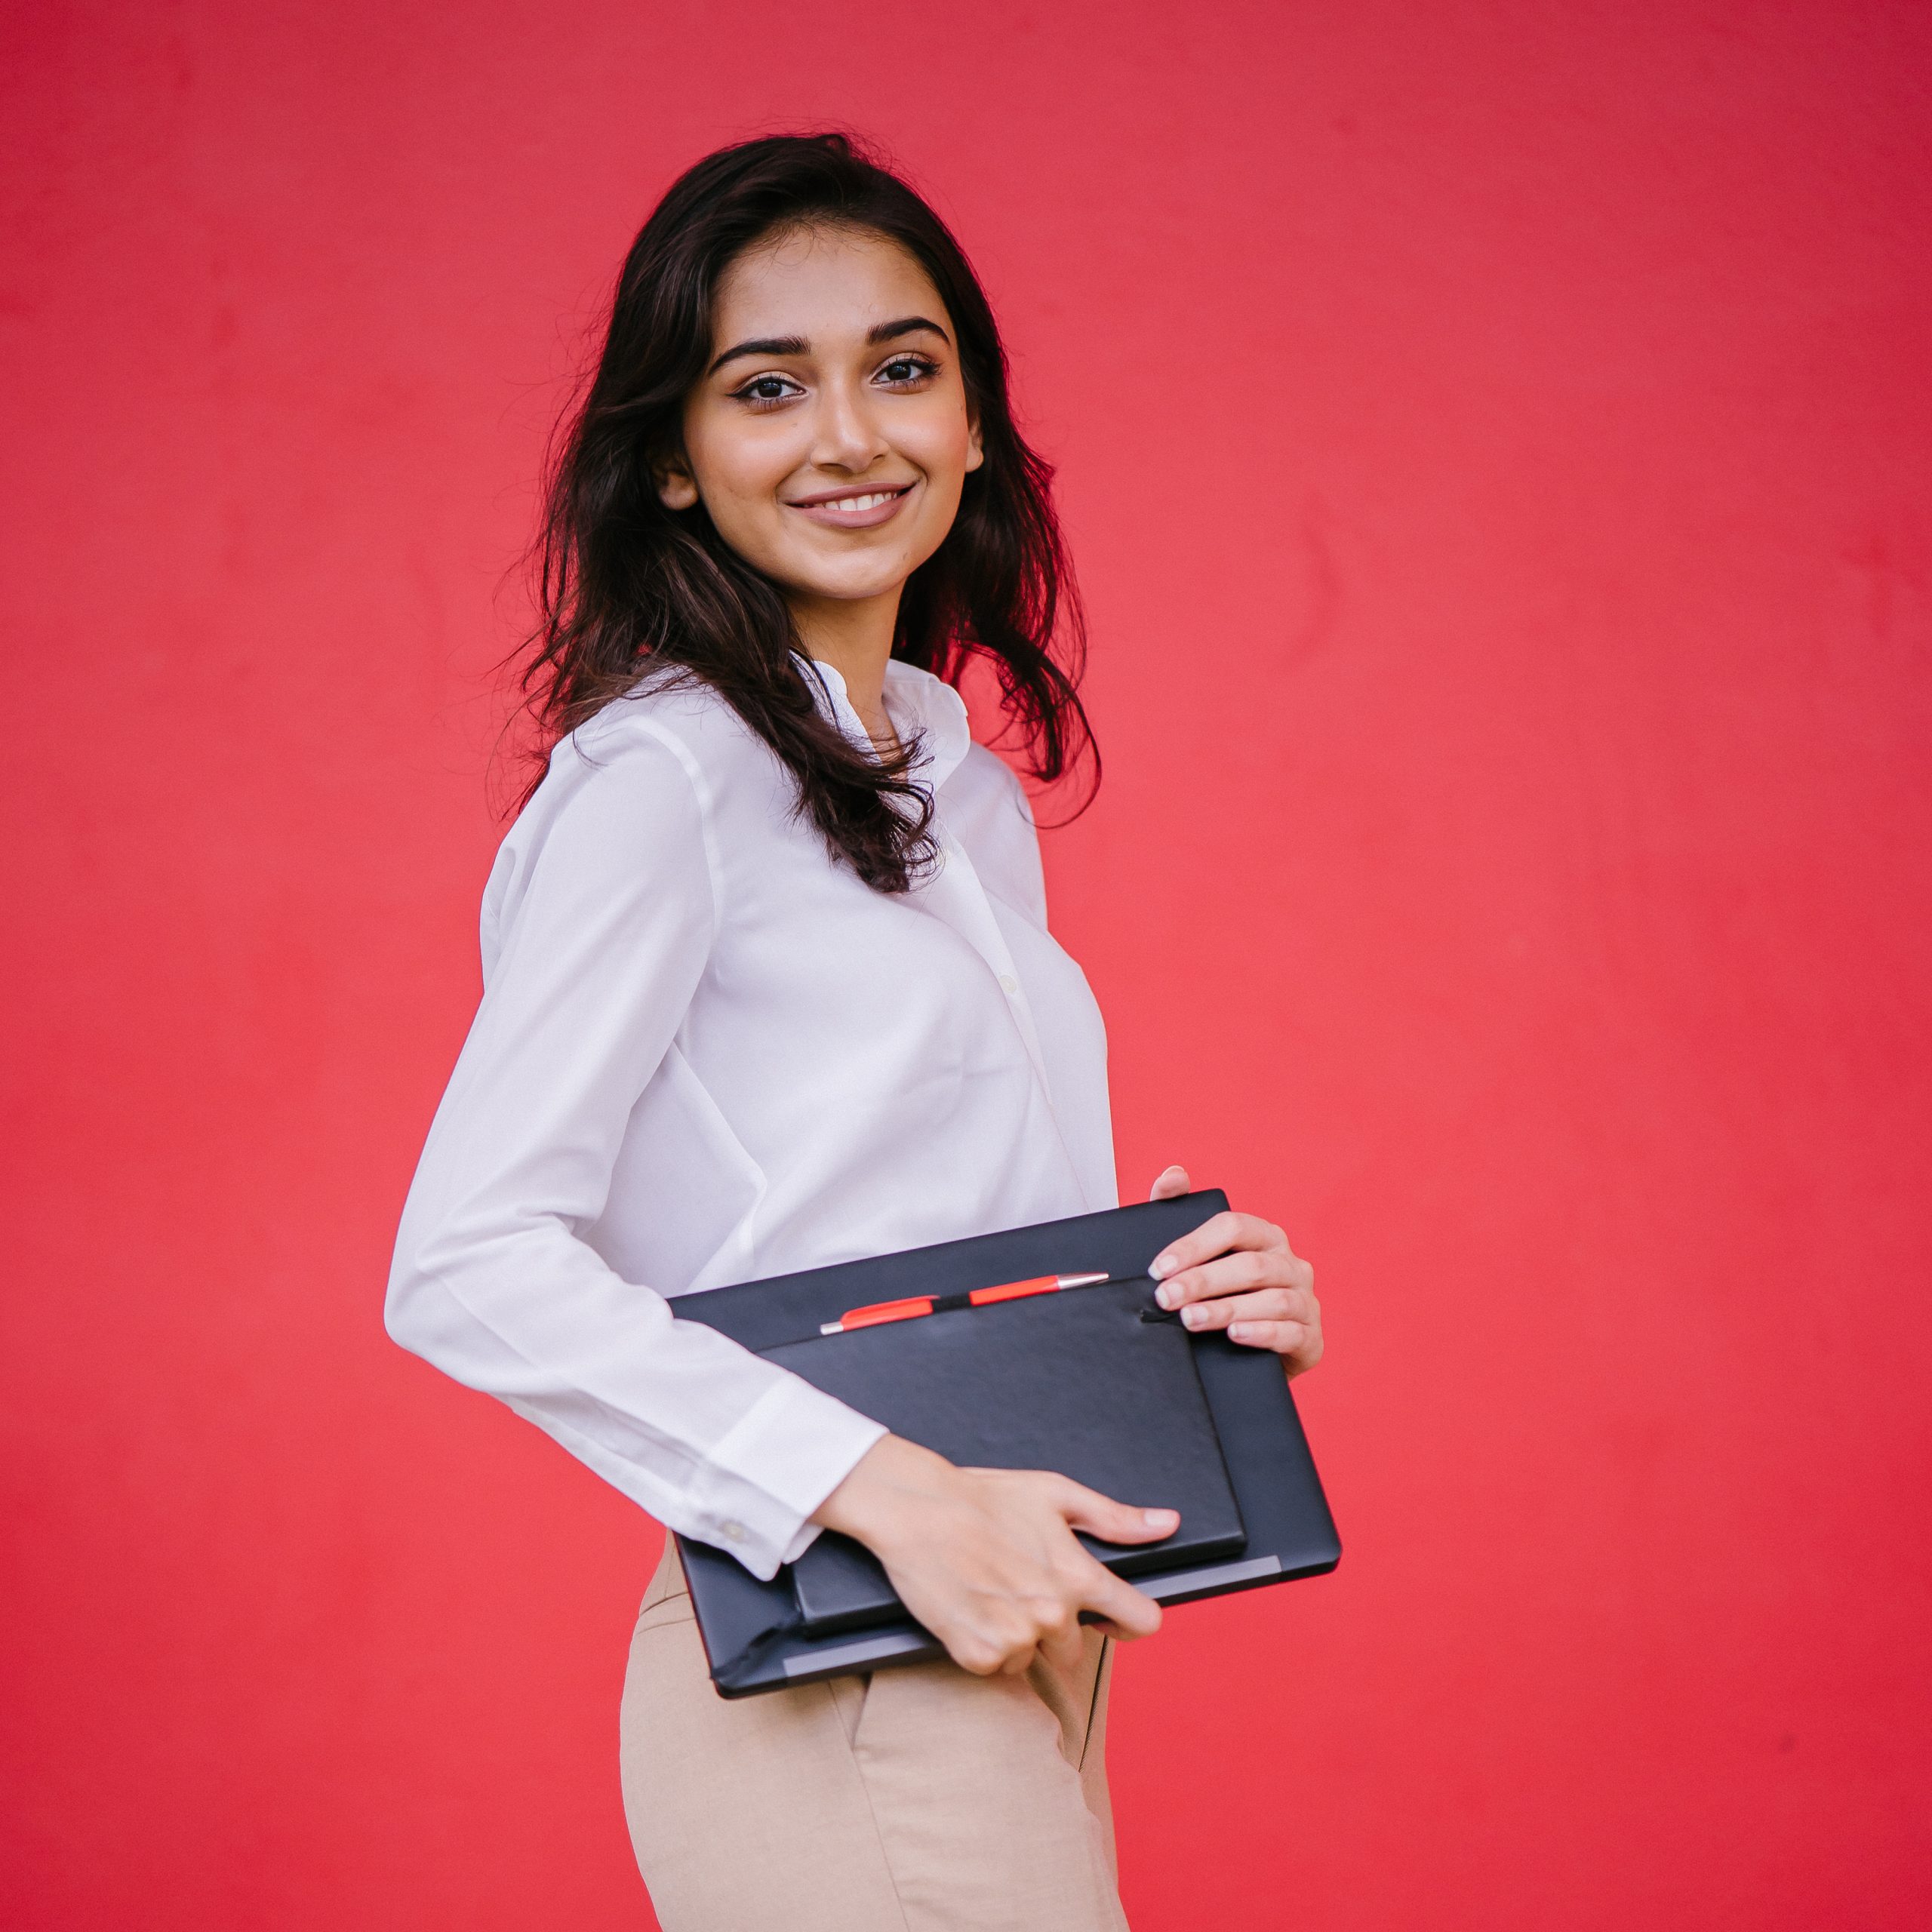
[819, 1272, 1115, 1337]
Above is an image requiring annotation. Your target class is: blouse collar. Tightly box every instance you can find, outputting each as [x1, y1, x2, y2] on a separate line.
[795, 654, 972, 794]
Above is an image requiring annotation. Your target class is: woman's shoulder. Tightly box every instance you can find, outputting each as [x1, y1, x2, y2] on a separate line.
[486, 675, 734, 877]
[480, 678, 736, 952]
[564, 665, 763, 779]
[519, 667, 801, 849]
[943, 740, 1032, 820]
[944, 743, 1048, 925]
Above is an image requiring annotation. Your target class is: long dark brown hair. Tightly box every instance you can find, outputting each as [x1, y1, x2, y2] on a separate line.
[519, 132, 1095, 892]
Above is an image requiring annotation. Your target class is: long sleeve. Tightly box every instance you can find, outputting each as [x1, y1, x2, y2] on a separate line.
[384, 721, 885, 1580]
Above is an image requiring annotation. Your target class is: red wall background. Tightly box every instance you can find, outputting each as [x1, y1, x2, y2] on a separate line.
[5, 2, 1928, 1925]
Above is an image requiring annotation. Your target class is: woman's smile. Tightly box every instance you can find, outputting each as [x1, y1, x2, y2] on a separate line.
[786, 481, 917, 529]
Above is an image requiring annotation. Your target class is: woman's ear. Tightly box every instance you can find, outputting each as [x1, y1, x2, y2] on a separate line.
[964, 407, 985, 473]
[656, 454, 701, 512]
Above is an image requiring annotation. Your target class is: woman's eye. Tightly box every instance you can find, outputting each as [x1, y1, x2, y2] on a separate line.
[878, 356, 937, 386]
[733, 374, 801, 408]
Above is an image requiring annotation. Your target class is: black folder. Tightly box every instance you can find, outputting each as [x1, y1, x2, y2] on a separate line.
[672, 1192, 1341, 1695]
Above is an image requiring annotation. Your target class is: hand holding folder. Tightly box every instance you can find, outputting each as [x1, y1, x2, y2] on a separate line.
[807, 1434, 1180, 1675]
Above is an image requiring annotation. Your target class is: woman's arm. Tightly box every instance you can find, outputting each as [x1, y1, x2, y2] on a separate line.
[386, 722, 885, 1581]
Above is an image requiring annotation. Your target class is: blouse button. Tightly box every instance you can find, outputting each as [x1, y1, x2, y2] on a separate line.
[998, 974, 1020, 996]
[718, 1519, 747, 1543]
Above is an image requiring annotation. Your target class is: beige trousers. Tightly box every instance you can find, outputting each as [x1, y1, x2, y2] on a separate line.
[620, 1543, 1129, 1931]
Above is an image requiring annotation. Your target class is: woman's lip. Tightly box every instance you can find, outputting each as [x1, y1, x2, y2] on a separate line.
[785, 483, 915, 530]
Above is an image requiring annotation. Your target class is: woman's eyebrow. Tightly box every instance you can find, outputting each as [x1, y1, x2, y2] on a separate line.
[866, 315, 951, 346]
[707, 315, 952, 378]
[708, 334, 808, 377]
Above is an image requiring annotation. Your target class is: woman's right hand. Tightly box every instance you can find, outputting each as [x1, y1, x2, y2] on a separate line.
[809, 1434, 1174, 1677]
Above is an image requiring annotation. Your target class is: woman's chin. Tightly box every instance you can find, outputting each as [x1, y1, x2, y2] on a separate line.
[780, 555, 928, 608]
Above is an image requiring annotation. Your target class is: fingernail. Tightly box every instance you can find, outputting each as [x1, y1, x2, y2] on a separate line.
[1149, 1254, 1175, 1279]
[1229, 1323, 1253, 1343]
[1180, 1305, 1204, 1328]
[1155, 1284, 1177, 1309]
[1144, 1509, 1177, 1528]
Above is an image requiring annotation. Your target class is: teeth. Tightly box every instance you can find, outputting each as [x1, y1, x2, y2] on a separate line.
[823, 491, 894, 512]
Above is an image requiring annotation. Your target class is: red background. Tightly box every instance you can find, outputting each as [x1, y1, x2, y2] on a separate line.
[5, 2, 1929, 1925]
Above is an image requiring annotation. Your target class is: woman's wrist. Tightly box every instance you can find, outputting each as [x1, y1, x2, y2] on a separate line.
[810, 1433, 956, 1552]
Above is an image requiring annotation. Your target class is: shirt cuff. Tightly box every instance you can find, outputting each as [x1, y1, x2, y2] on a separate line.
[681, 1374, 888, 1580]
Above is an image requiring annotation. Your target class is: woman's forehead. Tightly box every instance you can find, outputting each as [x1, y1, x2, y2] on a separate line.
[712, 225, 949, 347]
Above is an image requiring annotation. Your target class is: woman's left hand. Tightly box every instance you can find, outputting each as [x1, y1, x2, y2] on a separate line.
[1146, 1166, 1324, 1378]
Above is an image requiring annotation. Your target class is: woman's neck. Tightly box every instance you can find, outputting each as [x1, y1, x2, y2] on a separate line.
[789, 586, 901, 745]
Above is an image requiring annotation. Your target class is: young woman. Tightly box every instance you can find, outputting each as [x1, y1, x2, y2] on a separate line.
[387, 134, 1323, 1930]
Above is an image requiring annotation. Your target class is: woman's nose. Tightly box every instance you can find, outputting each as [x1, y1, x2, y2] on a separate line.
[811, 378, 889, 472]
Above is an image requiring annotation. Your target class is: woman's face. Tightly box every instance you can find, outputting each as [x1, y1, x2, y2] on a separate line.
[661, 224, 983, 612]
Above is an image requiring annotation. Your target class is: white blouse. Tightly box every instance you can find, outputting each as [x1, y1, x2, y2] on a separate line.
[386, 657, 1117, 1580]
